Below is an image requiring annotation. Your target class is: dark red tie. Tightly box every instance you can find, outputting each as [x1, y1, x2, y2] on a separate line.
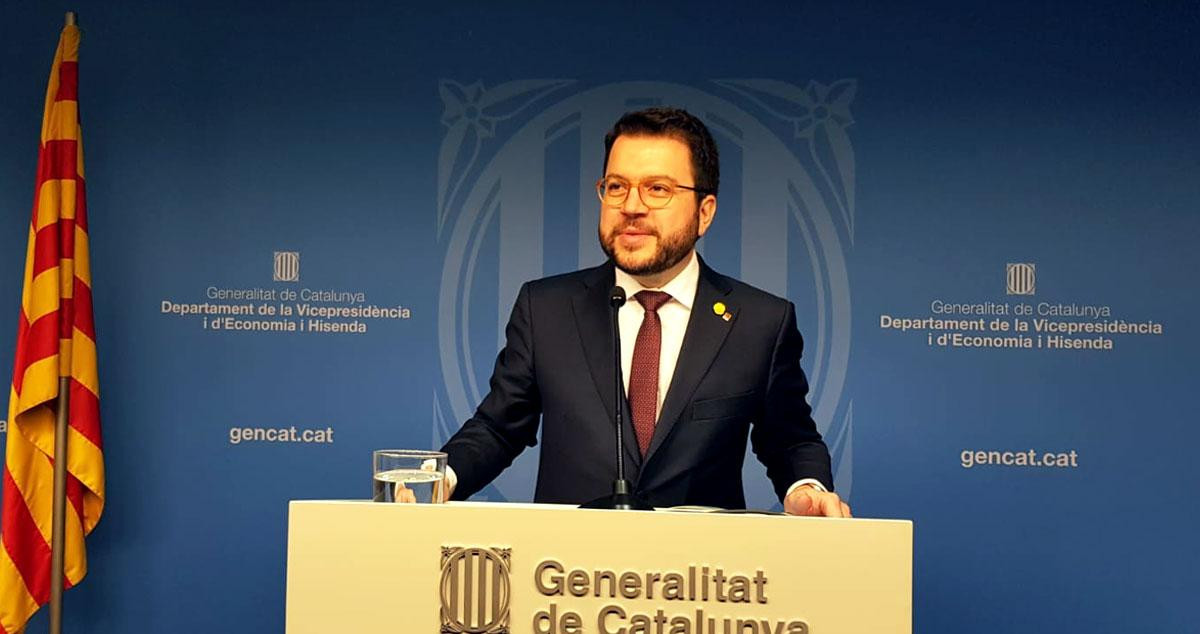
[629, 290, 672, 456]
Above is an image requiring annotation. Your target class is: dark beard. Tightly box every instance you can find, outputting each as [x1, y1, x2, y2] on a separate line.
[598, 214, 699, 277]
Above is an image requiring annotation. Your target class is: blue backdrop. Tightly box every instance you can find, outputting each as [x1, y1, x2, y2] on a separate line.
[2, 1, 1197, 632]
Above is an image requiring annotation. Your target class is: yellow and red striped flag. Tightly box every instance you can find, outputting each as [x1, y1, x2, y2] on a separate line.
[1, 23, 105, 634]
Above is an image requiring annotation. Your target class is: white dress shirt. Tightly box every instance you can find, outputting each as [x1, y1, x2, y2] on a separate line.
[613, 252, 700, 419]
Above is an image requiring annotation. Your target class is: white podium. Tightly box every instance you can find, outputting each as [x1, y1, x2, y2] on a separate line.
[286, 501, 911, 633]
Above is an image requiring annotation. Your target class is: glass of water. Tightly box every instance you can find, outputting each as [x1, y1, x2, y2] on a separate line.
[372, 450, 447, 503]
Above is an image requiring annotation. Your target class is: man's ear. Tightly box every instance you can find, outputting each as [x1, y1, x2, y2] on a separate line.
[697, 195, 717, 237]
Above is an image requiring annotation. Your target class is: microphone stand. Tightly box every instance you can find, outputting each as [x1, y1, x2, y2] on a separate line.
[582, 286, 654, 511]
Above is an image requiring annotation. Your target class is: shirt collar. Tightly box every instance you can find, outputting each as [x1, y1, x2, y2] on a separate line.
[613, 251, 699, 310]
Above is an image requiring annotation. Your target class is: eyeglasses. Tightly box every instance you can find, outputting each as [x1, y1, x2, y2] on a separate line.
[595, 176, 710, 209]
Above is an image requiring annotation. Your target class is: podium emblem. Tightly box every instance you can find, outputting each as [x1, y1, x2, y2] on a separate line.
[440, 546, 511, 633]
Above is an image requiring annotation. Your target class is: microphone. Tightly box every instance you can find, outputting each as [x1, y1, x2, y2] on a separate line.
[581, 286, 653, 511]
[610, 287, 626, 308]
[609, 287, 627, 485]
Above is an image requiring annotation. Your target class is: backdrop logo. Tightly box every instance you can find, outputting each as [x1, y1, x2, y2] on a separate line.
[440, 546, 511, 633]
[1006, 263, 1036, 295]
[273, 251, 300, 282]
[434, 80, 856, 506]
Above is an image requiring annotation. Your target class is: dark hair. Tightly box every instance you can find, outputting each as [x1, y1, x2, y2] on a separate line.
[602, 106, 720, 198]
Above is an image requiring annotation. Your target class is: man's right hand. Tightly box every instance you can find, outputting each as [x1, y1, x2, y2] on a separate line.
[393, 484, 417, 503]
[392, 460, 454, 503]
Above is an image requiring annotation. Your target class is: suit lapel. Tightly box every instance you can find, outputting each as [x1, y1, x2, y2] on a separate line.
[642, 260, 735, 464]
[572, 263, 643, 470]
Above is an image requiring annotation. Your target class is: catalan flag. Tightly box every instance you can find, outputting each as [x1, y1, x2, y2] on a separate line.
[1, 23, 105, 634]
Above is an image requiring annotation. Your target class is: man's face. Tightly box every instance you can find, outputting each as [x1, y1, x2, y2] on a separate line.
[598, 135, 716, 279]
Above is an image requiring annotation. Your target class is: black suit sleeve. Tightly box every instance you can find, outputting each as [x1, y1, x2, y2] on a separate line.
[750, 300, 835, 499]
[440, 283, 542, 499]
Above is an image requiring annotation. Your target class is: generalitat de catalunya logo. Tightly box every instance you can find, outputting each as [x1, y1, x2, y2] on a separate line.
[1006, 262, 1035, 296]
[440, 546, 512, 633]
[274, 251, 300, 282]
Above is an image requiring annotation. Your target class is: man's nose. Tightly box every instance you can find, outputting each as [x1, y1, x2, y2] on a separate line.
[621, 186, 649, 215]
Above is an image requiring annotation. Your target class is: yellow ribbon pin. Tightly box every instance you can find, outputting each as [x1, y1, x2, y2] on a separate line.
[713, 302, 726, 316]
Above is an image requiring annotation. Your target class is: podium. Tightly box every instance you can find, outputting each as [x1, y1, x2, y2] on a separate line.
[286, 501, 911, 633]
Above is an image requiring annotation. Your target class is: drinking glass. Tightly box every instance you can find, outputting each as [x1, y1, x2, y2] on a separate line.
[372, 449, 447, 503]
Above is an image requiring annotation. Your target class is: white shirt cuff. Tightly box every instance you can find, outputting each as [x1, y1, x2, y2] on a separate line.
[444, 464, 459, 497]
[786, 478, 827, 496]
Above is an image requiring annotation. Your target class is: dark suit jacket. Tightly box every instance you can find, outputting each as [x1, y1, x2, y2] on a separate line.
[441, 258, 832, 509]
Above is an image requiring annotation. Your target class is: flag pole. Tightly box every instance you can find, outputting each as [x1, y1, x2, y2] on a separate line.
[48, 18, 77, 634]
[49, 377, 70, 634]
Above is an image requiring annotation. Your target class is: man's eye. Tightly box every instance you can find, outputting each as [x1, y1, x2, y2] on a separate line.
[606, 182, 628, 194]
[646, 182, 672, 196]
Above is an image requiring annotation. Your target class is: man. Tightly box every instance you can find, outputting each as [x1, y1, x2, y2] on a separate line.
[439, 107, 850, 517]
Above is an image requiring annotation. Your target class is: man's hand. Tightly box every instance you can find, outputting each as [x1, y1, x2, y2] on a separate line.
[392, 459, 453, 503]
[784, 485, 852, 518]
[393, 484, 417, 503]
